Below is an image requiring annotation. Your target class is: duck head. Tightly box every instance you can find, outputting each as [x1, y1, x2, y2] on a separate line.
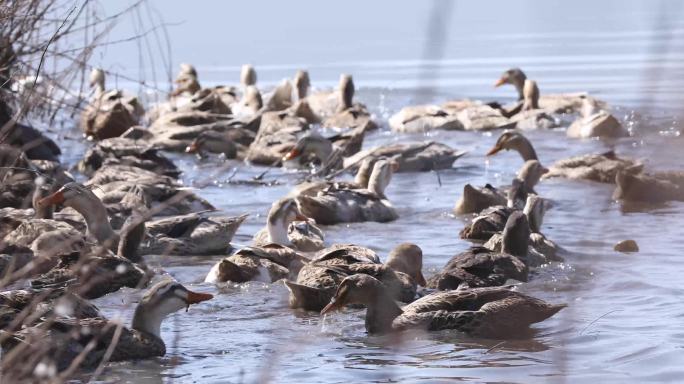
[320, 274, 402, 334]
[177, 63, 198, 80]
[242, 85, 263, 111]
[486, 130, 538, 162]
[517, 160, 548, 190]
[240, 64, 257, 87]
[282, 134, 333, 164]
[384, 243, 426, 286]
[132, 280, 213, 338]
[293, 70, 310, 100]
[37, 182, 116, 247]
[185, 131, 237, 159]
[337, 74, 355, 111]
[495, 68, 527, 100]
[172, 73, 201, 96]
[502, 211, 531, 258]
[89, 68, 105, 96]
[267, 198, 309, 246]
[367, 158, 397, 198]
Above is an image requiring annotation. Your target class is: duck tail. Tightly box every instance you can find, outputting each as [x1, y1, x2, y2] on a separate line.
[283, 280, 330, 311]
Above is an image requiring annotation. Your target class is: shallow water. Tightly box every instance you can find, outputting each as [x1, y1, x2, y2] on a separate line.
[52, 1, 684, 383]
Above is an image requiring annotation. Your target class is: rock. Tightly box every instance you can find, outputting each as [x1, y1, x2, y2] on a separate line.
[614, 240, 639, 253]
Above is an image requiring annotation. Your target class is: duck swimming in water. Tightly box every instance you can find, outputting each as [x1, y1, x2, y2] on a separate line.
[486, 130, 641, 183]
[296, 159, 399, 224]
[0, 280, 213, 379]
[431, 211, 531, 290]
[286, 243, 425, 311]
[321, 274, 565, 337]
[494, 67, 606, 115]
[80, 68, 143, 140]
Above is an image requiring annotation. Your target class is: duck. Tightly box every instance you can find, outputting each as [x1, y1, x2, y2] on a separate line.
[285, 243, 424, 311]
[0, 287, 101, 331]
[389, 104, 463, 133]
[85, 165, 215, 216]
[252, 198, 325, 252]
[78, 137, 180, 178]
[486, 130, 642, 183]
[343, 141, 467, 172]
[287, 157, 376, 202]
[459, 184, 544, 242]
[281, 129, 366, 172]
[320, 74, 377, 132]
[483, 195, 563, 265]
[320, 274, 565, 337]
[80, 68, 143, 140]
[494, 67, 605, 114]
[0, 280, 213, 379]
[37, 182, 246, 256]
[613, 168, 684, 204]
[296, 159, 399, 224]
[204, 244, 308, 284]
[454, 159, 548, 214]
[185, 130, 239, 159]
[430, 211, 530, 290]
[566, 97, 628, 139]
[231, 85, 264, 118]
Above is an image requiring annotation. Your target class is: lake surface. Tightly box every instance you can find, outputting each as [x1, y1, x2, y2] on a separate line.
[58, 1, 684, 383]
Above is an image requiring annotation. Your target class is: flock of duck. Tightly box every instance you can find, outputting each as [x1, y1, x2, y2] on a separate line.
[1, 62, 682, 379]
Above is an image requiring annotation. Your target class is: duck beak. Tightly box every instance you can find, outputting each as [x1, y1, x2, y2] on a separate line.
[37, 190, 65, 207]
[282, 148, 301, 161]
[494, 77, 506, 88]
[295, 212, 309, 222]
[390, 160, 400, 172]
[486, 144, 503, 156]
[185, 141, 199, 153]
[320, 298, 342, 315]
[540, 166, 550, 175]
[185, 290, 214, 304]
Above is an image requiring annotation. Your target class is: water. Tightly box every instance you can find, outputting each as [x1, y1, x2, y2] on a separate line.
[61, 1, 684, 383]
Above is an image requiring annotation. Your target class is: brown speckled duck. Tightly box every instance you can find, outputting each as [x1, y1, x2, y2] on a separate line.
[431, 211, 530, 290]
[296, 159, 399, 224]
[321, 274, 565, 337]
[486, 130, 641, 183]
[80, 68, 143, 140]
[454, 160, 548, 214]
[285, 243, 424, 311]
[0, 280, 212, 378]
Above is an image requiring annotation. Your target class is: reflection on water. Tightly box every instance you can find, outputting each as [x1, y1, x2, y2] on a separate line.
[63, 1, 684, 383]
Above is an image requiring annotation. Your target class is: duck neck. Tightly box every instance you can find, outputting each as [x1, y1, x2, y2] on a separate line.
[367, 169, 390, 197]
[354, 162, 373, 188]
[338, 79, 354, 111]
[296, 83, 308, 100]
[514, 137, 538, 162]
[364, 287, 403, 334]
[70, 198, 118, 248]
[267, 217, 291, 246]
[132, 303, 166, 339]
[502, 222, 530, 258]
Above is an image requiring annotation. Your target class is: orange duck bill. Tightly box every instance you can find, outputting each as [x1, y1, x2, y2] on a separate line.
[185, 290, 214, 305]
[282, 148, 301, 161]
[486, 144, 503, 156]
[37, 190, 65, 207]
[494, 77, 507, 87]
